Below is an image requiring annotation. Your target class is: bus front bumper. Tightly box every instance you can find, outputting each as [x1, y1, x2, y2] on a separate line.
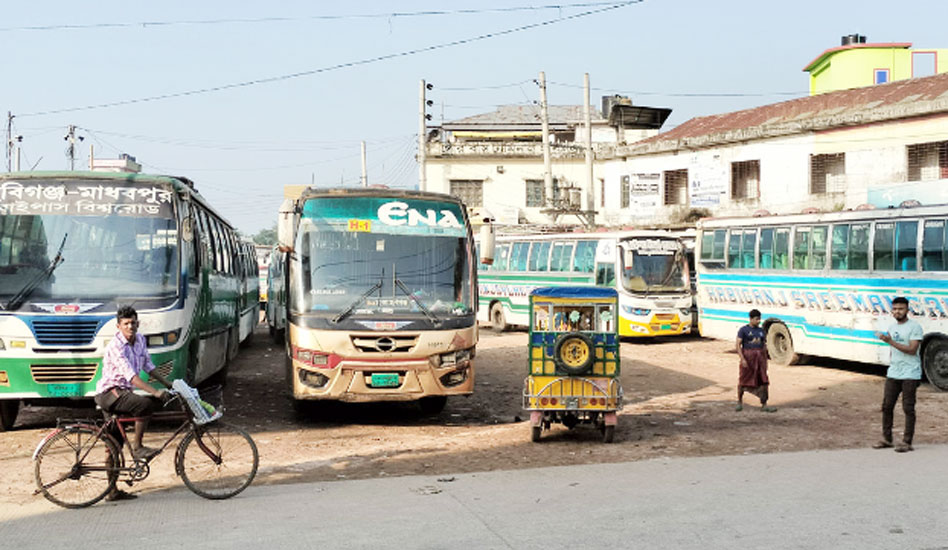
[291, 358, 475, 402]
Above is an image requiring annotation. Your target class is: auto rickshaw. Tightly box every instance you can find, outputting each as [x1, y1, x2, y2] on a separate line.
[523, 286, 623, 443]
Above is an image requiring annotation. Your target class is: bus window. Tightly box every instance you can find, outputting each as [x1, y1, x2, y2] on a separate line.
[491, 243, 511, 271]
[811, 226, 828, 269]
[874, 222, 895, 271]
[741, 229, 756, 268]
[849, 224, 870, 270]
[596, 262, 615, 287]
[712, 230, 726, 260]
[793, 227, 810, 269]
[896, 221, 918, 271]
[700, 231, 714, 260]
[550, 242, 574, 272]
[573, 240, 596, 273]
[529, 241, 551, 271]
[923, 219, 946, 271]
[831, 225, 849, 270]
[774, 228, 789, 269]
[510, 241, 529, 271]
[759, 228, 774, 268]
[727, 229, 742, 268]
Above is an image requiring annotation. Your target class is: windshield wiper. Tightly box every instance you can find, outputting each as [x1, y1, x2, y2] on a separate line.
[394, 278, 441, 326]
[331, 279, 382, 324]
[2, 234, 68, 311]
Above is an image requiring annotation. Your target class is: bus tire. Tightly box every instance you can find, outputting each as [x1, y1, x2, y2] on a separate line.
[766, 323, 799, 366]
[0, 399, 19, 431]
[923, 338, 948, 391]
[553, 333, 595, 375]
[490, 302, 508, 332]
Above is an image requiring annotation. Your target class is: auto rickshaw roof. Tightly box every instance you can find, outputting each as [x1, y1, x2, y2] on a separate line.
[529, 286, 618, 299]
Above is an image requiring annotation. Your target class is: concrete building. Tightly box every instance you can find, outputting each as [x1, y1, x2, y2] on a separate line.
[423, 98, 670, 226]
[608, 71, 948, 225]
[805, 34, 948, 95]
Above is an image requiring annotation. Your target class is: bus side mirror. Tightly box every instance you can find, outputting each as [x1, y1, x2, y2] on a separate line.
[277, 199, 297, 251]
[479, 223, 495, 266]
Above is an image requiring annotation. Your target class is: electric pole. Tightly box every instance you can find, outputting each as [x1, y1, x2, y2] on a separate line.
[418, 79, 433, 191]
[539, 71, 554, 207]
[6, 112, 12, 172]
[64, 125, 84, 171]
[584, 73, 595, 220]
[360, 140, 368, 188]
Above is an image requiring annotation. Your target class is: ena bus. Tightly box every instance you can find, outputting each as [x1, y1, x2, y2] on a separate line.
[695, 203, 948, 390]
[275, 188, 477, 413]
[0, 171, 254, 430]
[478, 231, 692, 337]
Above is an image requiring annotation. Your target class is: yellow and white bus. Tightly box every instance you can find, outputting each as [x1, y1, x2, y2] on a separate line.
[274, 188, 477, 414]
[477, 231, 692, 337]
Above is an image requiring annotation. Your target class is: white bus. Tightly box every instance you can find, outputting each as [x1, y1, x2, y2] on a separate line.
[695, 203, 948, 390]
[477, 231, 692, 337]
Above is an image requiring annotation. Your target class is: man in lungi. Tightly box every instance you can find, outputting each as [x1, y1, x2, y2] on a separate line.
[736, 309, 776, 412]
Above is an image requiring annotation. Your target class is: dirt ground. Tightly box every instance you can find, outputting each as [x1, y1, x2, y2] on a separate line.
[5, 322, 948, 507]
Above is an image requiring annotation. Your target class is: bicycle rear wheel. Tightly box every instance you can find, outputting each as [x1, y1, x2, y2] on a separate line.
[34, 426, 119, 508]
[177, 421, 258, 499]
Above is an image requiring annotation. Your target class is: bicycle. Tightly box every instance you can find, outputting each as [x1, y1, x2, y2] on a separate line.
[32, 388, 259, 508]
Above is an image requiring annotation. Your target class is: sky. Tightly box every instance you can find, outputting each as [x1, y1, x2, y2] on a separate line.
[2, 1, 945, 236]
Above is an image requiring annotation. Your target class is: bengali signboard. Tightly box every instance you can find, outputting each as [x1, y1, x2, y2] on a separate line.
[629, 173, 660, 215]
[0, 180, 174, 217]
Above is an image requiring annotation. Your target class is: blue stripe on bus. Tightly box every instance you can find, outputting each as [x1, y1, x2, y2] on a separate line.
[699, 272, 948, 290]
[701, 307, 884, 344]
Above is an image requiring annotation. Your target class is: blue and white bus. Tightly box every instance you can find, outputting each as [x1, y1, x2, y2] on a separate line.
[695, 203, 948, 390]
[0, 171, 254, 430]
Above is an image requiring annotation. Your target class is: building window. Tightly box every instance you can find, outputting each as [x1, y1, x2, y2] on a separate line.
[731, 160, 760, 200]
[525, 180, 544, 207]
[874, 69, 889, 84]
[620, 175, 630, 208]
[449, 179, 483, 207]
[663, 169, 688, 205]
[809, 153, 846, 194]
[908, 140, 948, 181]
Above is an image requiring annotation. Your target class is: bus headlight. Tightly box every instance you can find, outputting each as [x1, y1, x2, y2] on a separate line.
[439, 348, 472, 366]
[146, 330, 181, 348]
[622, 306, 651, 316]
[292, 346, 340, 369]
[680, 308, 692, 317]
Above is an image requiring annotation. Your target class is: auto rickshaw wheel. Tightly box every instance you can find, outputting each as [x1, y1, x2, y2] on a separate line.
[553, 332, 595, 375]
[531, 426, 542, 442]
[602, 425, 615, 443]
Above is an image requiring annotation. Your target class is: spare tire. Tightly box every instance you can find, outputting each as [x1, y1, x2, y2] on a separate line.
[553, 332, 595, 375]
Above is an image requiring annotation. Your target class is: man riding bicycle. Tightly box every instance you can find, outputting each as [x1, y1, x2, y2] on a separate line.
[94, 305, 171, 499]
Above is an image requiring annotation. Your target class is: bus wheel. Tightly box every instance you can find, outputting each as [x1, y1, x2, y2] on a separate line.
[531, 426, 542, 442]
[0, 399, 19, 431]
[418, 396, 447, 416]
[490, 302, 508, 332]
[923, 338, 948, 391]
[766, 323, 799, 366]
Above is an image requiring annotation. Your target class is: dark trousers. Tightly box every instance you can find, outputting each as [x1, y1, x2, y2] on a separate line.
[882, 378, 919, 445]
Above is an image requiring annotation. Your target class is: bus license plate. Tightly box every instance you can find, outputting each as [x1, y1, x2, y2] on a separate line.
[370, 373, 400, 388]
[47, 383, 82, 397]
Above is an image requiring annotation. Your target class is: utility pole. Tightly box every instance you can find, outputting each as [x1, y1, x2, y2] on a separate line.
[6, 112, 23, 173]
[360, 140, 368, 188]
[418, 79, 430, 192]
[539, 71, 554, 207]
[6, 112, 12, 172]
[584, 73, 595, 220]
[64, 125, 84, 171]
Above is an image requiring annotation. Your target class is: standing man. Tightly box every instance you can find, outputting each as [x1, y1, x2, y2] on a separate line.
[874, 296, 923, 453]
[736, 309, 777, 412]
[95, 306, 171, 460]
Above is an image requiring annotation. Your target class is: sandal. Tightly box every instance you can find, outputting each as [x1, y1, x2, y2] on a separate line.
[872, 440, 893, 449]
[894, 443, 914, 453]
[105, 489, 138, 502]
[760, 406, 777, 413]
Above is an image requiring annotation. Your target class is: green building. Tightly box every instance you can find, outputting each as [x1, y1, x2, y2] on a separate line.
[804, 34, 948, 95]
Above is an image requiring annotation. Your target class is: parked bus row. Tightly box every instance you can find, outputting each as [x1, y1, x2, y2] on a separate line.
[0, 171, 258, 430]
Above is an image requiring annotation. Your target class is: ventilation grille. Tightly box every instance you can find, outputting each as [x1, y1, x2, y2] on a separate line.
[31, 319, 102, 346]
[31, 364, 98, 384]
[350, 335, 418, 353]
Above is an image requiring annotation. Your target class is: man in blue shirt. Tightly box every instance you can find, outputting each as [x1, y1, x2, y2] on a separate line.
[873, 296, 923, 453]
[735, 309, 776, 412]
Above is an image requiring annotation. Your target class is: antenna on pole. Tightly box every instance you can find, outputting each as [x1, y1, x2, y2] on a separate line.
[64, 125, 85, 171]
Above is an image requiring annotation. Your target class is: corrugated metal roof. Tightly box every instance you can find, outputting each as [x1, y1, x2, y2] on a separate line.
[442, 105, 605, 130]
[626, 72, 948, 154]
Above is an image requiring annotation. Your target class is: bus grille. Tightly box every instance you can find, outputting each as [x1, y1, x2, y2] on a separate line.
[31, 364, 99, 384]
[351, 335, 418, 353]
[31, 319, 102, 346]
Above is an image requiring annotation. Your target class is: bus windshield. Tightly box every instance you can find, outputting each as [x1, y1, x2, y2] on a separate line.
[0, 214, 179, 307]
[293, 222, 473, 322]
[619, 238, 686, 292]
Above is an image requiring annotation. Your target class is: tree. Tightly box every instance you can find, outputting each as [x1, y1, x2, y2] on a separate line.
[253, 224, 277, 246]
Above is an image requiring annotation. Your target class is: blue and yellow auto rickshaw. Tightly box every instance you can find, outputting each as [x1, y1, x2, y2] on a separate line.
[523, 287, 623, 443]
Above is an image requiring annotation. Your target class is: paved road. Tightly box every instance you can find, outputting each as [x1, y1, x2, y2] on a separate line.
[4, 445, 947, 549]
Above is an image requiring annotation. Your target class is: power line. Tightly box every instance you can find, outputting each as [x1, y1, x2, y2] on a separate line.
[547, 80, 808, 98]
[0, 3, 633, 33]
[20, 1, 642, 117]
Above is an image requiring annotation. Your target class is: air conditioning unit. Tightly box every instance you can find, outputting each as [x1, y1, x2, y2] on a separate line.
[568, 189, 582, 209]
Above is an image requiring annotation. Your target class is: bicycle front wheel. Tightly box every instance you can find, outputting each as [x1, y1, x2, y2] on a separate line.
[34, 426, 119, 508]
[177, 421, 258, 500]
